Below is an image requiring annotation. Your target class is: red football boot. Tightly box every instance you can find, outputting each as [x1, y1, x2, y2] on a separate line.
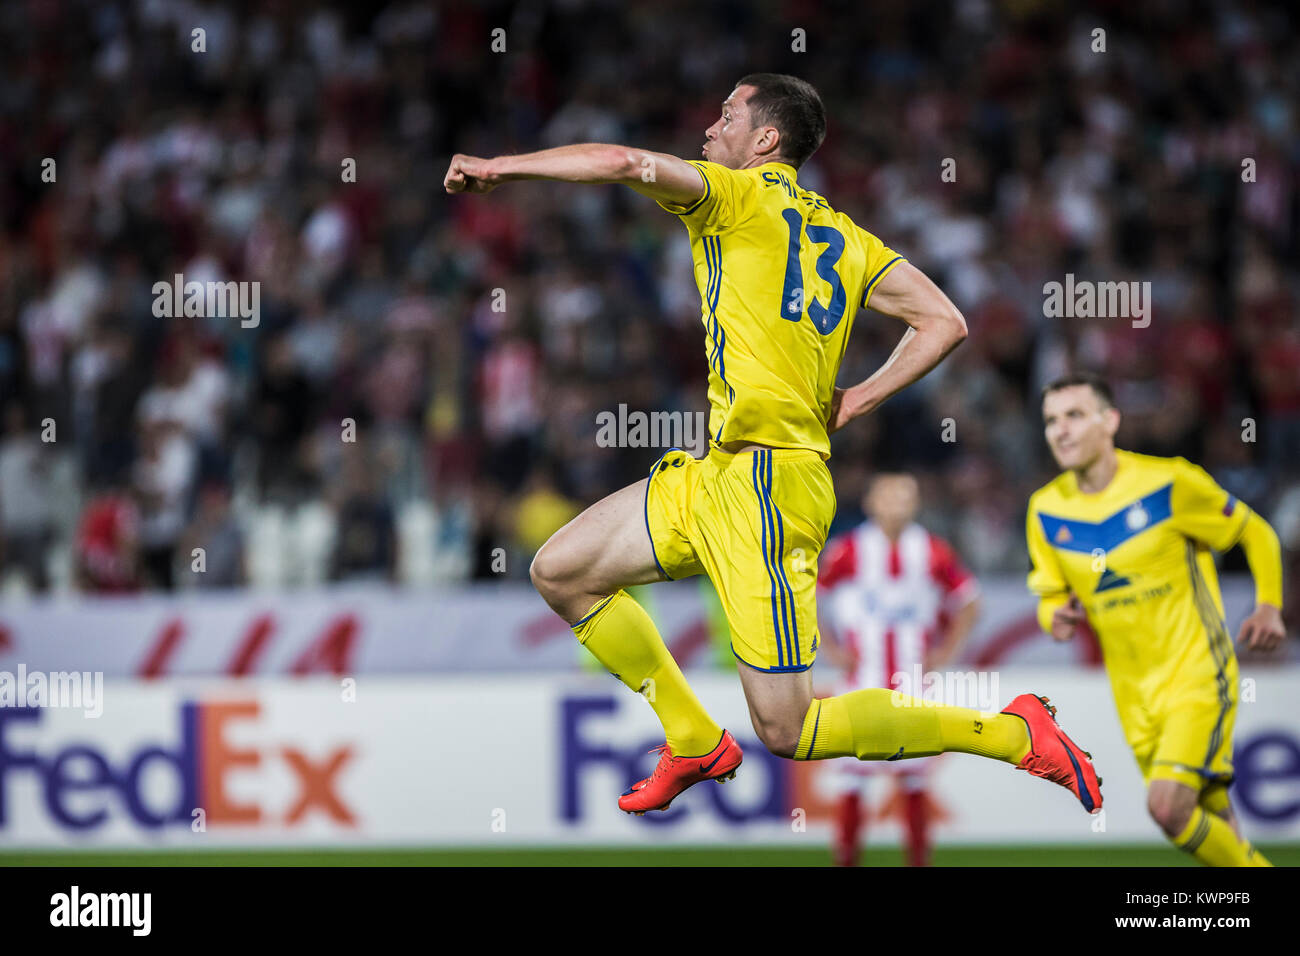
[1001, 694, 1104, 814]
[618, 731, 744, 814]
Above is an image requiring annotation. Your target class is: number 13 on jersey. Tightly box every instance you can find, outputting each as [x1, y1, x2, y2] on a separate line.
[780, 207, 848, 335]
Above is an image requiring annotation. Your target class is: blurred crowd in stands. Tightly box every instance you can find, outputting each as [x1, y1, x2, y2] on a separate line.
[1, 0, 1297, 626]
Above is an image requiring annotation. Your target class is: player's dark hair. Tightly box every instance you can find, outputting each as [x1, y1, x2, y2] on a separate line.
[735, 73, 826, 169]
[1042, 372, 1116, 409]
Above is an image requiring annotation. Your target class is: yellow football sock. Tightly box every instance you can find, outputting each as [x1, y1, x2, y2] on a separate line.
[1172, 806, 1272, 867]
[794, 689, 1030, 764]
[1199, 782, 1230, 815]
[572, 590, 723, 757]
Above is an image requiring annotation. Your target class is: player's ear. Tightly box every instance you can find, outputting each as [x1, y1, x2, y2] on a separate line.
[1103, 406, 1121, 435]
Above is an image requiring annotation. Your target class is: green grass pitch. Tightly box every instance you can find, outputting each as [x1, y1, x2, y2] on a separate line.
[2, 844, 1296, 866]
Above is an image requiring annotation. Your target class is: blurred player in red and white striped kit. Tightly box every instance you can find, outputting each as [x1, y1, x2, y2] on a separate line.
[818, 473, 981, 866]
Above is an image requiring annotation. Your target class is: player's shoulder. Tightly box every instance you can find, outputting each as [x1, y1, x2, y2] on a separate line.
[1120, 449, 1212, 487]
[1027, 472, 1075, 510]
[1118, 448, 1184, 475]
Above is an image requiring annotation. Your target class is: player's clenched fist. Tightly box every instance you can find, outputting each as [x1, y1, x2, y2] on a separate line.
[1051, 595, 1087, 642]
[1236, 602, 1285, 652]
[444, 154, 498, 194]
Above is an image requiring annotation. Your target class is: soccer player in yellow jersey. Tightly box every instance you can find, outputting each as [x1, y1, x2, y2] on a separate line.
[1028, 373, 1285, 865]
[445, 73, 1102, 817]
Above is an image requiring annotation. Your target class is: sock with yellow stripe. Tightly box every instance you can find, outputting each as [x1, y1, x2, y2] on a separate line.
[572, 590, 723, 757]
[794, 689, 1031, 764]
[1172, 806, 1272, 867]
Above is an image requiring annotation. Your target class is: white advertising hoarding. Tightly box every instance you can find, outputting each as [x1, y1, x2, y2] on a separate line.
[1, 670, 1297, 848]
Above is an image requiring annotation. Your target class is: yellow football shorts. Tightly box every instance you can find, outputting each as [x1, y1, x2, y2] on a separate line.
[1117, 676, 1238, 791]
[643, 446, 835, 673]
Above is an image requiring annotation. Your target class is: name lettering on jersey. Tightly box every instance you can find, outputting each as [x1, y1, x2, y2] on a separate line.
[1038, 483, 1173, 555]
[761, 170, 830, 210]
[1097, 580, 1173, 611]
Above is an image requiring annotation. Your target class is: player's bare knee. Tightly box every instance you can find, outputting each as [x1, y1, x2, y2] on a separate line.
[752, 717, 801, 759]
[528, 548, 549, 594]
[1149, 802, 1193, 837]
[531, 539, 605, 623]
[529, 541, 571, 607]
[769, 727, 803, 759]
[1147, 788, 1195, 837]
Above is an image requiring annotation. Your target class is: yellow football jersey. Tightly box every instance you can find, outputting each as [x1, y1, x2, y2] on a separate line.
[1026, 449, 1250, 708]
[657, 160, 905, 459]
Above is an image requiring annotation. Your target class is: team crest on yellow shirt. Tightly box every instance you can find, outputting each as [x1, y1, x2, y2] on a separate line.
[1125, 503, 1149, 531]
[1054, 525, 1073, 544]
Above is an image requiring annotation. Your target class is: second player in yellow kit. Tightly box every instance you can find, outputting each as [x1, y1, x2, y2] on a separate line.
[647, 159, 904, 671]
[1027, 374, 1284, 864]
[1027, 450, 1268, 790]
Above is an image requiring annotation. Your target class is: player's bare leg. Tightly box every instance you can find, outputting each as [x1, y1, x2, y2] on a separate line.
[1146, 779, 1200, 839]
[530, 479, 663, 622]
[530, 479, 737, 812]
[735, 663, 813, 758]
[736, 666, 1104, 812]
[1148, 778, 1271, 866]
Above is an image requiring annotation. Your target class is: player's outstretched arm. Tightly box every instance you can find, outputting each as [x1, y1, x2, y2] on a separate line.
[1173, 461, 1287, 651]
[827, 261, 967, 434]
[443, 144, 705, 207]
[1235, 511, 1286, 651]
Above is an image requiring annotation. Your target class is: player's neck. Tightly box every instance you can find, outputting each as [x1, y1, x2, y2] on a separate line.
[739, 154, 793, 171]
[1072, 447, 1120, 495]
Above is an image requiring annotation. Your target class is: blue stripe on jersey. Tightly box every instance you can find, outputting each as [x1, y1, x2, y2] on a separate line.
[764, 450, 799, 666]
[1037, 483, 1173, 555]
[1185, 540, 1232, 772]
[642, 449, 676, 581]
[753, 451, 785, 668]
[763, 451, 792, 667]
[703, 235, 733, 440]
[860, 255, 905, 308]
[677, 162, 711, 216]
[704, 236, 720, 375]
